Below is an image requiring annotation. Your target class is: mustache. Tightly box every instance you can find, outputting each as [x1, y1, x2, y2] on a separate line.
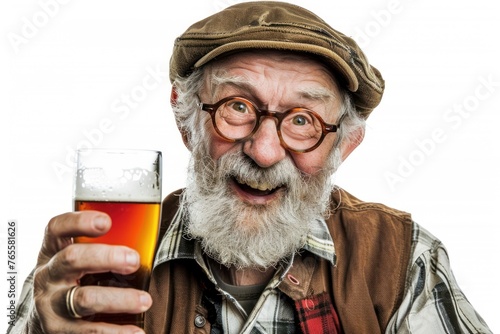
[214, 151, 304, 189]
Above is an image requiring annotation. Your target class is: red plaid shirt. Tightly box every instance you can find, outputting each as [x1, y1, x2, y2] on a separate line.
[295, 292, 342, 334]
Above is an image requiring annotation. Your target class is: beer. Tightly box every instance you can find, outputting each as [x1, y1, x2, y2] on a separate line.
[74, 200, 161, 327]
[73, 149, 162, 328]
[75, 200, 160, 268]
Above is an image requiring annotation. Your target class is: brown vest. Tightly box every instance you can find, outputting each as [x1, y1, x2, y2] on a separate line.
[145, 188, 413, 333]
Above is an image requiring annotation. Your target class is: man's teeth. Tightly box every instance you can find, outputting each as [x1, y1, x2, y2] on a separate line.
[236, 177, 274, 191]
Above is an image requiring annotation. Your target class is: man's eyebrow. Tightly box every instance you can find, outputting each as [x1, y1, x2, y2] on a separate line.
[298, 87, 338, 104]
[211, 74, 256, 94]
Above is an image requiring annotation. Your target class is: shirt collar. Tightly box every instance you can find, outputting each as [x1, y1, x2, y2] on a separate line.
[303, 217, 337, 266]
[153, 202, 336, 269]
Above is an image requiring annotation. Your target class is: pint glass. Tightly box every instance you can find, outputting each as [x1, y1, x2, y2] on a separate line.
[73, 149, 162, 327]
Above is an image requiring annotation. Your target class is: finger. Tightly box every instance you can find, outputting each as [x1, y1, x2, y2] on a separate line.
[48, 211, 111, 239]
[69, 286, 152, 317]
[38, 211, 111, 264]
[42, 319, 146, 334]
[47, 244, 140, 282]
[34, 285, 148, 334]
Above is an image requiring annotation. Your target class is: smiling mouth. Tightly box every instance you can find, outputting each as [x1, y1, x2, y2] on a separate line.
[233, 176, 284, 196]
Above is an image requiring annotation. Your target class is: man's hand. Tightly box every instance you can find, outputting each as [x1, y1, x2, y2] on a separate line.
[30, 211, 152, 333]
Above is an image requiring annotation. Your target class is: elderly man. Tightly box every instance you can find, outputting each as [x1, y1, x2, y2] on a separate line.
[8, 2, 491, 333]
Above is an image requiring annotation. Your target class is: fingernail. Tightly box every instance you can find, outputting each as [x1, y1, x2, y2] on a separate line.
[93, 215, 109, 231]
[126, 251, 139, 266]
[139, 293, 151, 308]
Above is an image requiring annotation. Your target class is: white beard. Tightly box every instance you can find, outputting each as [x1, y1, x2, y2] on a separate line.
[182, 146, 341, 269]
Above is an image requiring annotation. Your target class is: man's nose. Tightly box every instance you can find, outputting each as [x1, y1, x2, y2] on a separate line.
[242, 118, 287, 168]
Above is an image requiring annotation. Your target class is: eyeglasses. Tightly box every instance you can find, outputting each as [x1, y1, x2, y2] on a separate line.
[199, 96, 344, 153]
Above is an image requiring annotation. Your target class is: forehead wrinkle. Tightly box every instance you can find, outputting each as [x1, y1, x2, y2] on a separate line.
[210, 73, 257, 98]
[207, 70, 340, 111]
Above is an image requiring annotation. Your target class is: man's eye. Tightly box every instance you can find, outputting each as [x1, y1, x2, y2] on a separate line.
[292, 114, 309, 126]
[230, 101, 249, 113]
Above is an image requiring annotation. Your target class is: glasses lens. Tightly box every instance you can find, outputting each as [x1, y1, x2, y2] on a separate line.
[281, 110, 323, 151]
[214, 98, 257, 140]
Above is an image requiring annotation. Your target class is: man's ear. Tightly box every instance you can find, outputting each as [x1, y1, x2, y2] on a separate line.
[339, 127, 364, 161]
[171, 86, 193, 151]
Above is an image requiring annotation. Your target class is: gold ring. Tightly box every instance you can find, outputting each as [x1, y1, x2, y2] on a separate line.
[65, 286, 83, 319]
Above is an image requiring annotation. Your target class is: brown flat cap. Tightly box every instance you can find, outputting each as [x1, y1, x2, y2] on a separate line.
[170, 1, 384, 118]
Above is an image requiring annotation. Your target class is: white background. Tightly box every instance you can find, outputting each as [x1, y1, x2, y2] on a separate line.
[1, 0, 499, 332]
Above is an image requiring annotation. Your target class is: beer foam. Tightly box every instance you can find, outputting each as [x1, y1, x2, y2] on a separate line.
[74, 167, 161, 202]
